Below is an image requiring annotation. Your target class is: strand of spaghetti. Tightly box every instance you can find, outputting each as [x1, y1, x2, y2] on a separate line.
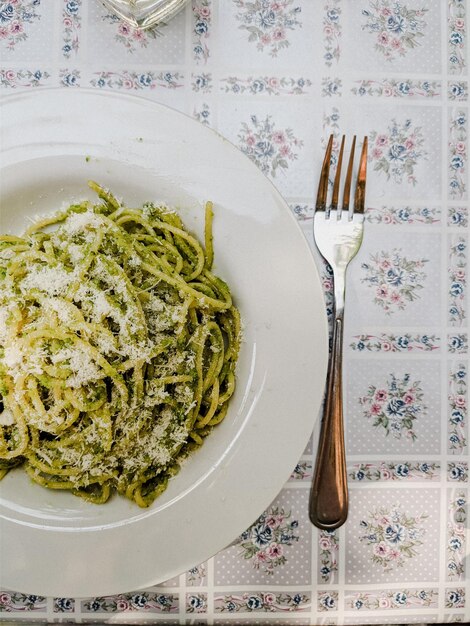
[140, 262, 231, 310]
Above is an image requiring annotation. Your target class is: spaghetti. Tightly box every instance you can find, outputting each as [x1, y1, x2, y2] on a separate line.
[0, 182, 240, 506]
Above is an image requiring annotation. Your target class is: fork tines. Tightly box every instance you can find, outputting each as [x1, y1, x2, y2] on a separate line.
[316, 134, 368, 219]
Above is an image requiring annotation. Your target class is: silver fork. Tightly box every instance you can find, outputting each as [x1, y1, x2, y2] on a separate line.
[309, 134, 368, 531]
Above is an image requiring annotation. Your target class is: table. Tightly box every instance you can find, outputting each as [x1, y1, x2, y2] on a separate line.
[0, 0, 468, 624]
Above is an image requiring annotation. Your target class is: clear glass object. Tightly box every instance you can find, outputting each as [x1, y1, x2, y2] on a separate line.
[100, 0, 190, 30]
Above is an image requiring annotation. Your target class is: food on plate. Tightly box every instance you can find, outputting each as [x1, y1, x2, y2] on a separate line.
[0, 182, 240, 506]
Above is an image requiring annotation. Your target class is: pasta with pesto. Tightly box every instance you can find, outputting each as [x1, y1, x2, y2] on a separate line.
[0, 182, 240, 507]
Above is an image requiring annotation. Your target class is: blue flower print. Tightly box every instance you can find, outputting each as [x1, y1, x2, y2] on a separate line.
[396, 336, 409, 348]
[385, 523, 405, 543]
[386, 15, 405, 33]
[251, 523, 272, 547]
[55, 598, 73, 611]
[66, 1, 79, 16]
[450, 281, 464, 296]
[0, 4, 14, 22]
[246, 595, 262, 610]
[450, 31, 463, 45]
[353, 598, 364, 609]
[449, 465, 464, 480]
[394, 464, 409, 477]
[189, 595, 204, 609]
[226, 601, 237, 612]
[451, 155, 464, 170]
[139, 74, 152, 87]
[327, 9, 339, 22]
[449, 536, 462, 550]
[386, 398, 406, 417]
[389, 144, 406, 161]
[448, 590, 462, 605]
[62, 73, 77, 87]
[449, 336, 464, 350]
[394, 592, 407, 605]
[194, 20, 208, 35]
[131, 594, 147, 608]
[88, 600, 102, 611]
[320, 594, 336, 609]
[451, 83, 464, 98]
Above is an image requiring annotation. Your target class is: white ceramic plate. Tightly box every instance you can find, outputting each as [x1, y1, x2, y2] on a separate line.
[0, 89, 328, 597]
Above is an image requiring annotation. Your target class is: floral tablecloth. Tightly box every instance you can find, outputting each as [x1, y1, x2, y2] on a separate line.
[0, 0, 468, 624]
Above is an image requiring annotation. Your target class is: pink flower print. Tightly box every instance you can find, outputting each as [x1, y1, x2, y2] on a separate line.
[379, 597, 391, 608]
[405, 138, 415, 150]
[455, 141, 466, 154]
[122, 79, 134, 89]
[319, 536, 332, 550]
[261, 34, 271, 45]
[373, 541, 391, 557]
[199, 7, 211, 18]
[372, 147, 383, 159]
[254, 550, 269, 565]
[265, 515, 282, 529]
[454, 18, 465, 30]
[454, 522, 465, 535]
[263, 593, 276, 605]
[376, 135, 389, 147]
[371, 403, 382, 415]
[116, 600, 130, 611]
[389, 549, 400, 560]
[272, 131, 286, 144]
[390, 291, 402, 304]
[455, 395, 466, 408]
[378, 31, 389, 45]
[118, 23, 131, 36]
[383, 86, 393, 97]
[4, 69, 15, 81]
[273, 28, 285, 41]
[323, 278, 333, 290]
[455, 269, 466, 280]
[0, 26, 8, 38]
[271, 2, 281, 10]
[324, 24, 334, 37]
[375, 389, 388, 402]
[268, 77, 279, 88]
[266, 542, 283, 558]
[0, 593, 11, 605]
[133, 29, 146, 41]
[404, 392, 414, 404]
[381, 341, 392, 351]
[381, 259, 391, 269]
[377, 284, 389, 298]
[279, 145, 291, 157]
[390, 38, 402, 50]
[63, 17, 73, 28]
[246, 135, 256, 147]
[380, 467, 392, 479]
[9, 21, 23, 34]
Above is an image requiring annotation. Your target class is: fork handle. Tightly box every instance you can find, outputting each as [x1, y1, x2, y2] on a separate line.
[309, 313, 348, 530]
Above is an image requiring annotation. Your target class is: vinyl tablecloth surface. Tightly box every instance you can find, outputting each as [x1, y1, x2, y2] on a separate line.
[0, 0, 468, 624]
